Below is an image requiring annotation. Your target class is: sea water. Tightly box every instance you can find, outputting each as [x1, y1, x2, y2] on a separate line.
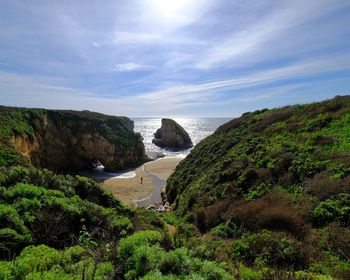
[133, 118, 231, 159]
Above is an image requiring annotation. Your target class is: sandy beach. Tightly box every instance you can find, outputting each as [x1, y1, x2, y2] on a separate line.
[102, 157, 182, 206]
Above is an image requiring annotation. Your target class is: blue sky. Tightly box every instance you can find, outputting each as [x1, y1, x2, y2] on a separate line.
[0, 0, 349, 117]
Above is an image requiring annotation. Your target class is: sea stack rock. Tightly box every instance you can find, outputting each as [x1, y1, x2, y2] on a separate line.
[152, 118, 193, 149]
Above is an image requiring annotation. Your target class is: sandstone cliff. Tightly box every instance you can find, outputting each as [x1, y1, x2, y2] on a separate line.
[152, 118, 193, 149]
[0, 107, 147, 172]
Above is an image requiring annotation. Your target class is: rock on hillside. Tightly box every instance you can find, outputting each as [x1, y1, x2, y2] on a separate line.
[0, 107, 147, 172]
[166, 95, 350, 234]
[152, 118, 193, 149]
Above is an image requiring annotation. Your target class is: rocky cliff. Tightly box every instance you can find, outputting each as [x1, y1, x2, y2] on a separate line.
[152, 118, 193, 149]
[0, 106, 147, 172]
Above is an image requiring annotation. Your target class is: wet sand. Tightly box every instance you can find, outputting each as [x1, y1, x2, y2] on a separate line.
[102, 157, 182, 206]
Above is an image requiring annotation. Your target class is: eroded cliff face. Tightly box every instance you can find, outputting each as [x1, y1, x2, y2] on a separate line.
[3, 108, 147, 172]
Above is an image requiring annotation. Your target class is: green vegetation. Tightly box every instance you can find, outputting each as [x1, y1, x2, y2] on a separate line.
[0, 165, 134, 257]
[0, 107, 45, 166]
[0, 164, 238, 279]
[2, 96, 350, 279]
[167, 96, 350, 279]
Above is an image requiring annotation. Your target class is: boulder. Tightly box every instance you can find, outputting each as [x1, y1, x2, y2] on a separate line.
[152, 119, 193, 149]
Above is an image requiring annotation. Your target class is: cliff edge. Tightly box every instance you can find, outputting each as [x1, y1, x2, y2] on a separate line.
[0, 106, 147, 172]
[152, 118, 193, 149]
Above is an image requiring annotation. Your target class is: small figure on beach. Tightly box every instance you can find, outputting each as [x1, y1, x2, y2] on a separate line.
[140, 177, 143, 184]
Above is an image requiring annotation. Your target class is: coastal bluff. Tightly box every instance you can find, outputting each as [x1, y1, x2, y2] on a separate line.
[152, 118, 193, 149]
[0, 106, 147, 172]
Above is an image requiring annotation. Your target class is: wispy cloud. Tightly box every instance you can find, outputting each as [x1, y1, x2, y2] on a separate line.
[113, 31, 160, 45]
[0, 0, 349, 116]
[139, 54, 350, 97]
[1, 51, 348, 116]
[113, 63, 151, 72]
[195, 0, 350, 69]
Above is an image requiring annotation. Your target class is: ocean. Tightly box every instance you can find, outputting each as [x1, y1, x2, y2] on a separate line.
[133, 118, 231, 159]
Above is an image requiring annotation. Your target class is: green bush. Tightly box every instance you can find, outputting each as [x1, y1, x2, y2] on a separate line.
[24, 268, 74, 280]
[109, 216, 133, 237]
[0, 205, 32, 257]
[118, 230, 163, 273]
[0, 244, 115, 280]
[11, 245, 61, 279]
[313, 193, 350, 226]
[0, 261, 14, 280]
[209, 223, 231, 238]
[163, 213, 179, 226]
[0, 150, 19, 166]
[237, 263, 262, 280]
[231, 230, 307, 268]
[141, 270, 179, 280]
[125, 245, 165, 279]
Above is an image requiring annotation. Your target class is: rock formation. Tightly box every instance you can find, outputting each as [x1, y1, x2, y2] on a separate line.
[152, 118, 193, 149]
[0, 107, 147, 172]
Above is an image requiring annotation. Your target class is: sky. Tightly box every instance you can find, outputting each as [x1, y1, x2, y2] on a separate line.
[0, 0, 349, 117]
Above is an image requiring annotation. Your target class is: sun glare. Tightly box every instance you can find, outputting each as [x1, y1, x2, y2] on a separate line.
[145, 0, 197, 27]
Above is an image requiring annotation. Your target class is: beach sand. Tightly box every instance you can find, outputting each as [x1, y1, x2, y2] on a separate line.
[102, 157, 182, 206]
[144, 157, 182, 179]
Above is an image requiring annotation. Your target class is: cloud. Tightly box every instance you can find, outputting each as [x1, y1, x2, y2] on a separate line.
[194, 0, 350, 69]
[113, 63, 151, 72]
[141, 54, 350, 97]
[113, 31, 160, 45]
[0, 0, 349, 116]
[2, 51, 348, 113]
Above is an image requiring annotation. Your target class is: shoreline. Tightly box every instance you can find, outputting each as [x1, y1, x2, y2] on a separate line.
[102, 157, 182, 206]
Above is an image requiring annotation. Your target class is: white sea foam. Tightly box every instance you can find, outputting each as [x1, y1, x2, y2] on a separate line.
[105, 171, 136, 179]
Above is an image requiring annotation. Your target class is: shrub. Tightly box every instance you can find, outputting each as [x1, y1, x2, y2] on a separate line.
[251, 107, 293, 132]
[232, 191, 308, 238]
[4, 183, 64, 202]
[141, 270, 178, 279]
[0, 150, 19, 166]
[25, 268, 74, 280]
[289, 157, 326, 182]
[237, 263, 262, 280]
[132, 209, 165, 232]
[3, 165, 31, 186]
[245, 182, 272, 201]
[327, 225, 350, 260]
[313, 193, 350, 226]
[61, 245, 84, 267]
[0, 205, 32, 257]
[199, 260, 232, 280]
[209, 223, 231, 238]
[0, 261, 14, 280]
[159, 248, 193, 276]
[118, 230, 163, 273]
[305, 173, 343, 201]
[163, 213, 179, 226]
[231, 230, 308, 268]
[11, 245, 61, 279]
[109, 216, 133, 238]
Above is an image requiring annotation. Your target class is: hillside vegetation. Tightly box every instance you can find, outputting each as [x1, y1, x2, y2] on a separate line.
[1, 97, 350, 279]
[167, 95, 350, 278]
[0, 165, 236, 279]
